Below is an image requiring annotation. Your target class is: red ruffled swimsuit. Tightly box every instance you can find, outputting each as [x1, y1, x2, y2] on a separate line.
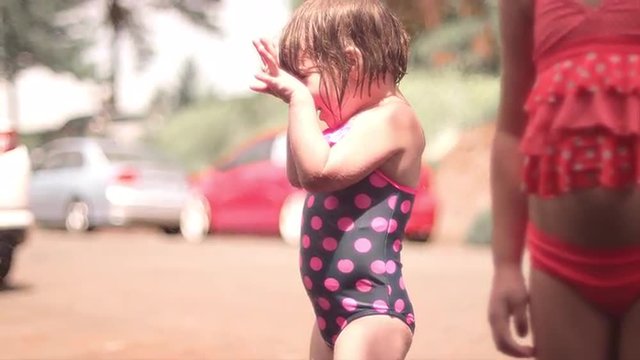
[521, 0, 640, 197]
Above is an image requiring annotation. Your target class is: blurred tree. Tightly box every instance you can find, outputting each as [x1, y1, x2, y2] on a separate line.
[98, 0, 221, 118]
[410, 0, 499, 73]
[176, 57, 198, 110]
[0, 0, 94, 126]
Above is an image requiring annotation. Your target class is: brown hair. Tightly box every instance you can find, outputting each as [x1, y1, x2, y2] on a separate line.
[279, 0, 409, 109]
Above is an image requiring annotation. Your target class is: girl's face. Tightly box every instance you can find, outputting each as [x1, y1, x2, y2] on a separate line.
[298, 58, 341, 127]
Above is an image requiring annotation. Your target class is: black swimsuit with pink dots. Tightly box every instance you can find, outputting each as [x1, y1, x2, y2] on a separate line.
[298, 123, 416, 347]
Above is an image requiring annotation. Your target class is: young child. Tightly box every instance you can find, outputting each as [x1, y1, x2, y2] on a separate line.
[250, 0, 425, 359]
[489, 0, 640, 359]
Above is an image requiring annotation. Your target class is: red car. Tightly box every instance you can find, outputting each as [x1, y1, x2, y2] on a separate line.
[179, 130, 438, 244]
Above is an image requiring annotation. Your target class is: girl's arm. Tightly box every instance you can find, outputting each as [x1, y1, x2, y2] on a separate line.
[287, 95, 416, 193]
[491, 0, 534, 279]
[286, 132, 302, 188]
[488, 0, 536, 358]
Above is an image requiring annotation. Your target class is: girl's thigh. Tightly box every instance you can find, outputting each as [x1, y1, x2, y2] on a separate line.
[618, 299, 640, 360]
[333, 315, 412, 360]
[309, 321, 333, 360]
[529, 269, 615, 360]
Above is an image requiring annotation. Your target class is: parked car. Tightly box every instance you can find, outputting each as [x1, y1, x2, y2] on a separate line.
[29, 137, 190, 234]
[0, 117, 33, 282]
[180, 130, 438, 244]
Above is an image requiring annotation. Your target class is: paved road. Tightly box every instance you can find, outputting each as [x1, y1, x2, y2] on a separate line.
[0, 228, 522, 360]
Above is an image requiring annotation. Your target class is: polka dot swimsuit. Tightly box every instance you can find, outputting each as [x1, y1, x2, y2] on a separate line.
[298, 123, 416, 347]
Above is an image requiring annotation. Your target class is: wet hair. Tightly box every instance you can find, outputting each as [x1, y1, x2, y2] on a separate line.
[279, 0, 409, 109]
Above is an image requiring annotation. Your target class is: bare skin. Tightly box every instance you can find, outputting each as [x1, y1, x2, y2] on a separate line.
[489, 0, 640, 359]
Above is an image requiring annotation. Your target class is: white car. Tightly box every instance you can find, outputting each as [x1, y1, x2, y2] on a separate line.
[0, 117, 33, 282]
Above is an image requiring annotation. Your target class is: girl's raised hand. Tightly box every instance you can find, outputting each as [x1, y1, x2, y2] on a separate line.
[250, 38, 308, 103]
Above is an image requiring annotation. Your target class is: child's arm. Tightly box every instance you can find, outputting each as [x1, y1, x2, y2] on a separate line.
[286, 132, 302, 188]
[286, 97, 416, 192]
[488, 0, 536, 358]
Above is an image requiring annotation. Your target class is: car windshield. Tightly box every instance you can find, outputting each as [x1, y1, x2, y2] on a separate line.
[101, 145, 175, 166]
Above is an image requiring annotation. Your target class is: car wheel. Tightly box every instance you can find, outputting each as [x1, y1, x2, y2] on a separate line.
[65, 200, 92, 233]
[406, 233, 431, 243]
[279, 192, 306, 247]
[180, 194, 211, 243]
[0, 241, 13, 282]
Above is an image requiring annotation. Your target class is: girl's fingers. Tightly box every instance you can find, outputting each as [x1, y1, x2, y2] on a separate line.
[261, 38, 279, 63]
[253, 39, 278, 75]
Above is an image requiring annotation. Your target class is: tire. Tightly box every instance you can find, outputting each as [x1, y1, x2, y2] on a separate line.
[180, 194, 211, 244]
[65, 200, 92, 233]
[161, 226, 180, 235]
[0, 241, 14, 283]
[406, 233, 431, 243]
[278, 192, 306, 247]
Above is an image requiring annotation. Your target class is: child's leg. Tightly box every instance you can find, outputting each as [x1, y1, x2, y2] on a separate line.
[333, 315, 412, 360]
[309, 321, 333, 360]
[529, 269, 615, 360]
[618, 301, 640, 360]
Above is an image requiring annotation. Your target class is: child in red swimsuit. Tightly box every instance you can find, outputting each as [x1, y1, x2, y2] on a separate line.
[489, 0, 640, 359]
[251, 1, 425, 359]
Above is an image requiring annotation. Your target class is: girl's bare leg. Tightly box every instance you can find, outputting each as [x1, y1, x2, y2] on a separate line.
[529, 269, 614, 360]
[617, 300, 640, 360]
[333, 315, 412, 360]
[309, 321, 333, 360]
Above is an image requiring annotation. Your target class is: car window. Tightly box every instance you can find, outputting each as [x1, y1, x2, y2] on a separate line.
[220, 138, 274, 171]
[40, 151, 84, 170]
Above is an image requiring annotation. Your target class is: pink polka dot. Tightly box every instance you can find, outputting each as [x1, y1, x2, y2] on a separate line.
[354, 238, 372, 253]
[307, 195, 315, 208]
[337, 259, 354, 273]
[373, 300, 389, 313]
[388, 195, 398, 209]
[369, 173, 387, 188]
[317, 316, 327, 330]
[399, 277, 405, 290]
[324, 196, 339, 210]
[310, 257, 323, 271]
[303, 276, 313, 290]
[338, 217, 355, 232]
[394, 299, 406, 312]
[302, 235, 311, 248]
[388, 219, 398, 233]
[387, 285, 393, 295]
[354, 194, 372, 209]
[336, 316, 347, 329]
[356, 279, 373, 292]
[322, 237, 338, 251]
[317, 297, 331, 310]
[386, 260, 397, 274]
[324, 278, 340, 292]
[342, 297, 358, 312]
[311, 216, 323, 230]
[392, 239, 402, 252]
[407, 313, 415, 325]
[371, 260, 386, 274]
[371, 217, 388, 232]
[401, 200, 412, 214]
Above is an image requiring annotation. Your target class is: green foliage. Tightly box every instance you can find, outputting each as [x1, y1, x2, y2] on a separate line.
[152, 95, 288, 171]
[0, 0, 94, 81]
[400, 69, 499, 137]
[176, 57, 199, 110]
[466, 208, 492, 246]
